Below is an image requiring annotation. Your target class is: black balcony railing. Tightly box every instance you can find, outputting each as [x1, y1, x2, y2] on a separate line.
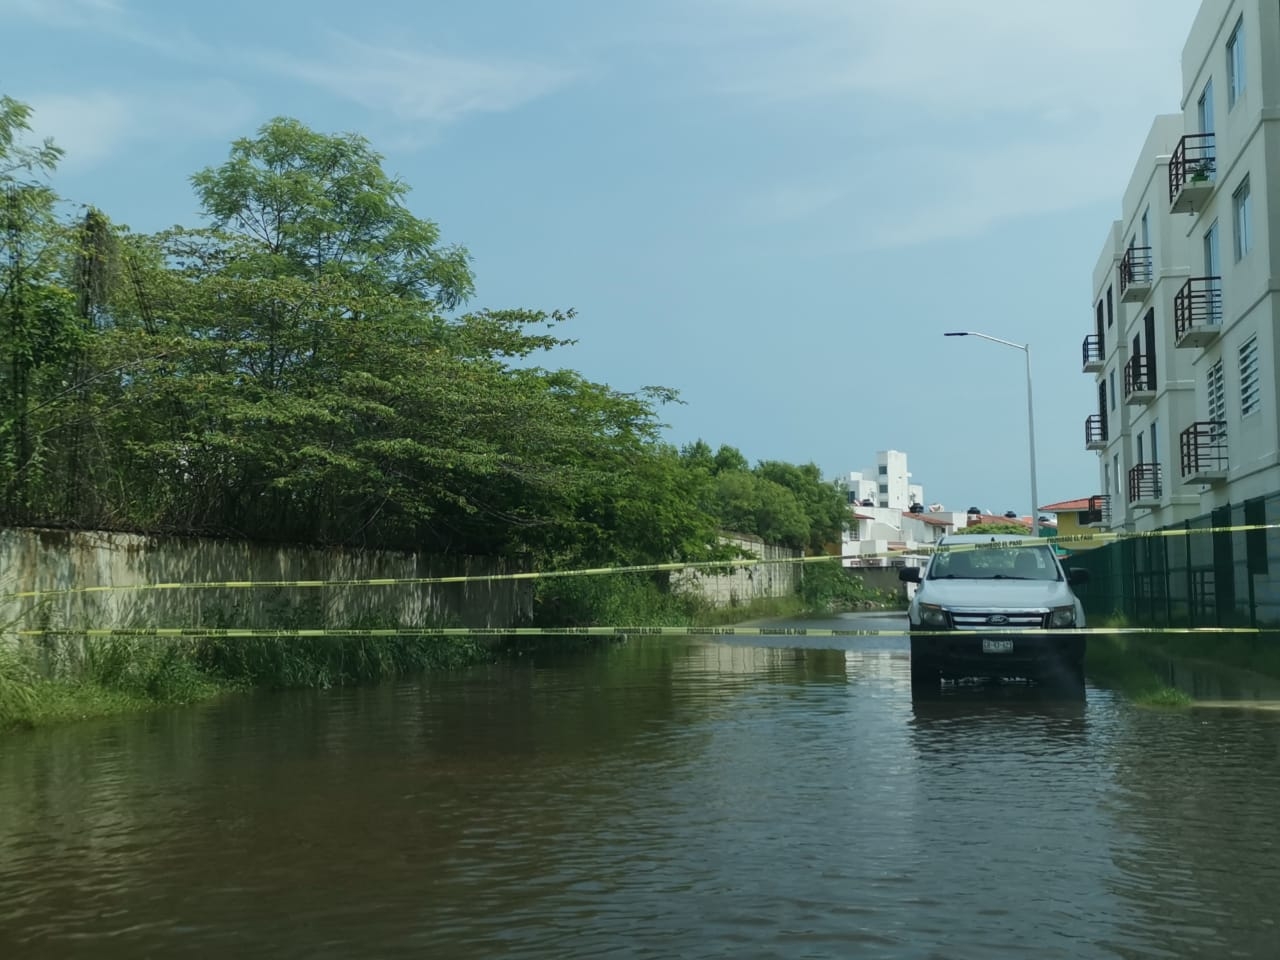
[1179, 421, 1228, 478]
[1124, 354, 1155, 397]
[1174, 276, 1223, 341]
[1085, 414, 1107, 447]
[1082, 494, 1111, 526]
[1082, 333, 1103, 369]
[1128, 463, 1163, 504]
[1119, 245, 1153, 295]
[1169, 132, 1216, 204]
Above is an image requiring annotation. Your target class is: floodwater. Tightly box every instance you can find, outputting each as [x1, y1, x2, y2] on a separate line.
[2, 614, 1279, 959]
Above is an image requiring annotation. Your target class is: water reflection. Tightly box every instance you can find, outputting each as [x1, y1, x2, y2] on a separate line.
[0, 638, 1278, 959]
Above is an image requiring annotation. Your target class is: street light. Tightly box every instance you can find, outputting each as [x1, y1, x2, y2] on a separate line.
[944, 331, 1040, 537]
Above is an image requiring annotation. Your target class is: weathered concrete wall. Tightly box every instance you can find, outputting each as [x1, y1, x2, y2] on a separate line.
[850, 566, 910, 601]
[673, 533, 802, 608]
[0, 527, 532, 644]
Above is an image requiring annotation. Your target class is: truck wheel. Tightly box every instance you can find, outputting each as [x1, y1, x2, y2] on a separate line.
[910, 656, 939, 694]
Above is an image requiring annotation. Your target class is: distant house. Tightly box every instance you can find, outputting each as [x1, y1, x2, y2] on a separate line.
[1038, 498, 1108, 552]
[838, 506, 960, 566]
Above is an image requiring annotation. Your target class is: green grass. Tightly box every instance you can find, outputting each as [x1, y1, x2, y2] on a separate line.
[0, 629, 494, 735]
[2, 563, 902, 735]
[691, 594, 808, 626]
[1, 680, 162, 733]
[1086, 634, 1193, 708]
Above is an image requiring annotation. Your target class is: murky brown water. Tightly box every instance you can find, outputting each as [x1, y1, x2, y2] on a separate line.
[2, 616, 1279, 959]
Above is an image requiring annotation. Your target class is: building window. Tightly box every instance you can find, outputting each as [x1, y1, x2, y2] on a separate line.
[1104, 462, 1111, 495]
[1106, 286, 1114, 327]
[1198, 77, 1215, 134]
[1240, 336, 1260, 417]
[1208, 359, 1226, 435]
[878, 465, 887, 475]
[1109, 369, 1117, 410]
[1150, 419, 1160, 495]
[878, 483, 889, 494]
[1227, 17, 1245, 108]
[1233, 178, 1252, 260]
[1112, 454, 1120, 495]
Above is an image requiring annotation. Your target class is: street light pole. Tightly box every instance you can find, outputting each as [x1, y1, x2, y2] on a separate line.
[944, 331, 1040, 537]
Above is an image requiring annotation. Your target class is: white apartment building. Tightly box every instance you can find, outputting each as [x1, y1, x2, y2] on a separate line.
[1084, 0, 1280, 531]
[846, 450, 921, 511]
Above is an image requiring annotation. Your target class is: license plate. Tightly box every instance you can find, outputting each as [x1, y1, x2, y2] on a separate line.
[982, 639, 1014, 654]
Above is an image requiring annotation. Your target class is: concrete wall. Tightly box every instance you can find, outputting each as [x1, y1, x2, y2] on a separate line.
[0, 527, 533, 645]
[672, 533, 802, 608]
[853, 565, 910, 601]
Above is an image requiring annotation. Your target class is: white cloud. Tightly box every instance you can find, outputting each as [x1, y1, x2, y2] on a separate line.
[5, 1, 576, 141]
[264, 35, 575, 125]
[747, 182, 848, 223]
[24, 91, 133, 167]
[692, 0, 1204, 247]
[1, 0, 212, 57]
[26, 82, 256, 171]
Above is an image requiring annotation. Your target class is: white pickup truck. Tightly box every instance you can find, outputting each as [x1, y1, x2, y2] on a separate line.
[898, 533, 1090, 689]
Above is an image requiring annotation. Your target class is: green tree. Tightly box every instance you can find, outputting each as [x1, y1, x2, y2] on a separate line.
[190, 117, 473, 307]
[0, 97, 81, 519]
[755, 460, 848, 552]
[956, 523, 1034, 536]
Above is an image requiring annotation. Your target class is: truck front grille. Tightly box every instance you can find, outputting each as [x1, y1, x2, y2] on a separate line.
[950, 611, 1047, 630]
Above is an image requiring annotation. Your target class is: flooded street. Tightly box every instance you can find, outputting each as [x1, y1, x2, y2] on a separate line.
[2, 615, 1279, 959]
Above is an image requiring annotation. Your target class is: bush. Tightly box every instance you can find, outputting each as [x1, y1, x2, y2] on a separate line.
[801, 561, 886, 611]
[534, 573, 699, 628]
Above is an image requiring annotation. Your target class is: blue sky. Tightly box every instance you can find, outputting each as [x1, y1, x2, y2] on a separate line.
[5, 0, 1204, 514]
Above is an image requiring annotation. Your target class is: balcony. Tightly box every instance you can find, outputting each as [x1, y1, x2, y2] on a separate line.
[1085, 414, 1108, 451]
[1128, 463, 1163, 508]
[1082, 334, 1104, 373]
[1124, 354, 1156, 405]
[1169, 133, 1216, 214]
[1179, 421, 1228, 485]
[1082, 494, 1111, 527]
[1119, 246, 1153, 303]
[1173, 276, 1222, 348]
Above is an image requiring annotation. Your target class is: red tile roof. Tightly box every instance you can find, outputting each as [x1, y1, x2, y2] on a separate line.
[1038, 497, 1092, 513]
[853, 513, 876, 521]
[904, 512, 952, 527]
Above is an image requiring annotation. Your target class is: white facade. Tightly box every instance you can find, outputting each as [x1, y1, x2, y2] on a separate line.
[843, 471, 878, 506]
[850, 449, 918, 511]
[1085, 0, 1280, 528]
[840, 507, 967, 567]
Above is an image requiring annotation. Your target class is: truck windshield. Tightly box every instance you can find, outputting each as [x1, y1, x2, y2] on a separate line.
[927, 544, 1060, 581]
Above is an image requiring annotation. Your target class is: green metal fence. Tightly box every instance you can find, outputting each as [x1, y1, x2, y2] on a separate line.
[1063, 494, 1280, 627]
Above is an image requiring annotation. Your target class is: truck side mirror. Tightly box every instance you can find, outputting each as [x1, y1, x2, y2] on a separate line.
[1067, 567, 1090, 586]
[898, 567, 921, 584]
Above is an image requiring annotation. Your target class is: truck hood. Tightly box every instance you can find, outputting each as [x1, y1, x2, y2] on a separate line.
[916, 579, 1079, 610]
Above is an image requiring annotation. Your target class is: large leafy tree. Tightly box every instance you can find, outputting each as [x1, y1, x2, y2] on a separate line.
[96, 118, 728, 562]
[755, 460, 849, 552]
[1, 105, 841, 585]
[190, 117, 473, 306]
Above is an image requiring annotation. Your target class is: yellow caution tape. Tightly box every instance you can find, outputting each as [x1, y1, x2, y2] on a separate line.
[5, 521, 1278, 600]
[13, 625, 1273, 639]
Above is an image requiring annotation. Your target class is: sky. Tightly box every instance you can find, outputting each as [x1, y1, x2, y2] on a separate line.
[3, 0, 1206, 515]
